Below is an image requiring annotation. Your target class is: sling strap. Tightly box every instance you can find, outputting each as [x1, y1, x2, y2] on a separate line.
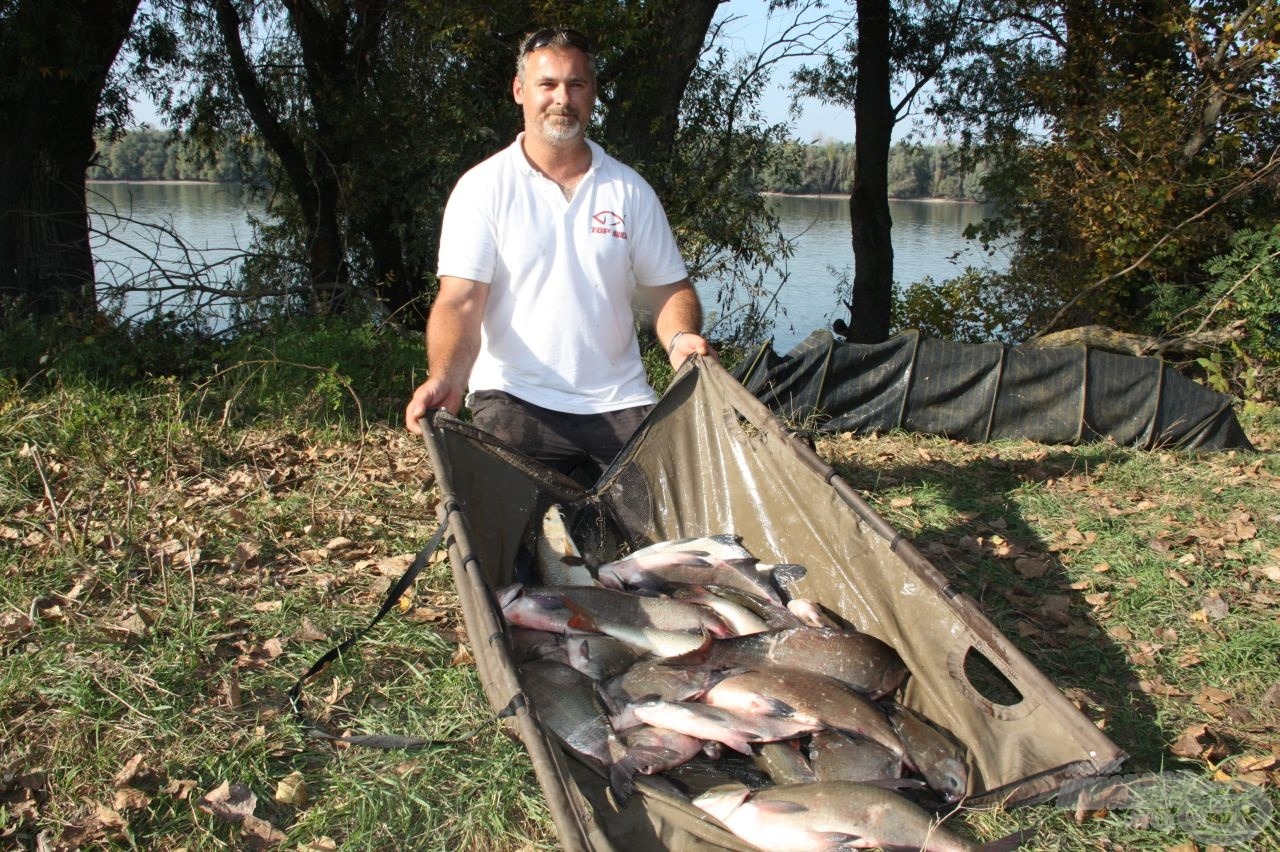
[286, 518, 489, 749]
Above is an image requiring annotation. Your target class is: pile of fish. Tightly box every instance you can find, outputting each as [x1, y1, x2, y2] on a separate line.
[502, 505, 1026, 852]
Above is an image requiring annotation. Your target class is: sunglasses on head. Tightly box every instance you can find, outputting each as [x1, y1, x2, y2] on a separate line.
[520, 27, 593, 56]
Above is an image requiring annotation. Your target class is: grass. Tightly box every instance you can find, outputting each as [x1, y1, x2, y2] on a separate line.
[2, 323, 1278, 850]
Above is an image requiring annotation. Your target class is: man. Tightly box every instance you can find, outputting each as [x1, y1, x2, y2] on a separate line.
[404, 27, 712, 476]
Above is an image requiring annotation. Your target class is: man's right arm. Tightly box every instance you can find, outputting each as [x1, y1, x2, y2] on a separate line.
[404, 276, 488, 433]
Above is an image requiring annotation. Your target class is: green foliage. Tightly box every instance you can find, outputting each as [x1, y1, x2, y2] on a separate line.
[755, 141, 988, 200]
[1191, 226, 1280, 363]
[1153, 225, 1280, 402]
[940, 2, 1280, 338]
[89, 128, 272, 184]
[0, 313, 422, 428]
[892, 269, 1041, 344]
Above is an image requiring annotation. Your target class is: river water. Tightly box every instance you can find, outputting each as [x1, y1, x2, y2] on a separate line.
[88, 182, 1003, 353]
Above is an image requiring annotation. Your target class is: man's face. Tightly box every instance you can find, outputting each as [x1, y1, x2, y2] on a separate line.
[513, 46, 596, 146]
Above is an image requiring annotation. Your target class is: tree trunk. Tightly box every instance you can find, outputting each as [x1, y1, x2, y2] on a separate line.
[598, 0, 722, 181]
[0, 0, 141, 321]
[837, 0, 894, 344]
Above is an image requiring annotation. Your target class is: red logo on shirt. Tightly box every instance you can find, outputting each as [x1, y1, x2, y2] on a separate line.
[591, 210, 627, 239]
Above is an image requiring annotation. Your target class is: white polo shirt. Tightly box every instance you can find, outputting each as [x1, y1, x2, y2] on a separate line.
[437, 135, 689, 414]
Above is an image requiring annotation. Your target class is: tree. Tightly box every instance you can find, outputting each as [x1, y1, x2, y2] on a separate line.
[0, 0, 149, 319]
[936, 1, 1280, 341]
[790, 0, 994, 343]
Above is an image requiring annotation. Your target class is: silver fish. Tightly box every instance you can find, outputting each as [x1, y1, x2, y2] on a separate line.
[541, 585, 733, 637]
[693, 781, 1028, 852]
[520, 660, 637, 805]
[536, 504, 595, 587]
[599, 551, 783, 606]
[671, 586, 770, 636]
[507, 626, 567, 663]
[703, 669, 905, 759]
[602, 657, 725, 707]
[565, 603, 710, 658]
[752, 740, 816, 785]
[619, 726, 705, 776]
[564, 634, 645, 680]
[663, 626, 909, 699]
[628, 698, 820, 755]
[501, 589, 587, 635]
[786, 598, 841, 628]
[626, 534, 756, 562]
[887, 701, 970, 803]
[808, 729, 903, 783]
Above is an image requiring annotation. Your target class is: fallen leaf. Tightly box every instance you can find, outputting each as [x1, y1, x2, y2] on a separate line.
[889, 496, 914, 508]
[1171, 723, 1216, 759]
[293, 618, 328, 642]
[242, 813, 287, 847]
[406, 606, 447, 623]
[298, 838, 339, 852]
[0, 611, 34, 642]
[450, 644, 474, 666]
[1014, 557, 1050, 578]
[273, 771, 307, 806]
[198, 781, 257, 823]
[1200, 591, 1230, 620]
[113, 787, 152, 810]
[235, 541, 261, 569]
[163, 779, 198, 800]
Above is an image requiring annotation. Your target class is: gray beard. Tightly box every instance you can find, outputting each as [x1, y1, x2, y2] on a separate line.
[541, 116, 582, 143]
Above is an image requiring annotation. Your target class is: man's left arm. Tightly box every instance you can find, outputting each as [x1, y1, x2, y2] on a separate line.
[646, 280, 715, 369]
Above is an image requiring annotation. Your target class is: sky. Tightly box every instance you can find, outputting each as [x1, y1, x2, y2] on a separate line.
[712, 1, 857, 143]
[130, 2, 858, 142]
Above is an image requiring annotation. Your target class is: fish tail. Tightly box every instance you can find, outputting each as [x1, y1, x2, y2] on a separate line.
[608, 758, 638, 809]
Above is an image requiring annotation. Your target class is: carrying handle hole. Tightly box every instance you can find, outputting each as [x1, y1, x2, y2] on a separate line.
[963, 647, 1024, 707]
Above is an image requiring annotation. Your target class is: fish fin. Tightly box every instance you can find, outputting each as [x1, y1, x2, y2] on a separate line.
[564, 601, 599, 633]
[593, 681, 622, 717]
[747, 798, 810, 816]
[608, 759, 638, 809]
[981, 828, 1035, 851]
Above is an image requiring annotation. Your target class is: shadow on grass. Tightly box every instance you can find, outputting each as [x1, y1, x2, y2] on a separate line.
[829, 446, 1169, 772]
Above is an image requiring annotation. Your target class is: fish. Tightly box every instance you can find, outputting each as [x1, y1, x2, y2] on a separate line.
[702, 669, 905, 759]
[693, 781, 1029, 852]
[663, 626, 909, 699]
[501, 588, 587, 634]
[601, 657, 726, 707]
[627, 698, 821, 755]
[536, 504, 596, 586]
[565, 604, 711, 658]
[671, 586, 770, 636]
[786, 598, 842, 629]
[544, 585, 733, 637]
[520, 660, 637, 805]
[599, 550, 784, 606]
[751, 739, 816, 785]
[619, 726, 706, 776]
[663, 756, 773, 795]
[565, 634, 646, 681]
[887, 701, 970, 803]
[808, 729, 904, 783]
[507, 626, 567, 663]
[625, 534, 756, 562]
[697, 584, 805, 631]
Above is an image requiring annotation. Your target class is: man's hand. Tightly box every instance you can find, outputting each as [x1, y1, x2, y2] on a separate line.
[667, 330, 715, 370]
[404, 377, 465, 434]
[404, 276, 487, 434]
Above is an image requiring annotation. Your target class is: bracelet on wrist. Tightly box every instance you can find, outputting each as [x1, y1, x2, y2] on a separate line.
[667, 330, 695, 355]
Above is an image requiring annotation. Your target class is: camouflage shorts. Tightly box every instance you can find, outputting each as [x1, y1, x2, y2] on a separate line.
[468, 390, 652, 477]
